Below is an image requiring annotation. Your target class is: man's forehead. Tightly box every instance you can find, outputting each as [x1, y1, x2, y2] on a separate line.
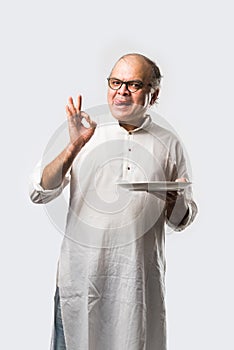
[111, 56, 151, 79]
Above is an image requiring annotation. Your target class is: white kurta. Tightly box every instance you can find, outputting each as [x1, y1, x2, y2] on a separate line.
[30, 115, 197, 350]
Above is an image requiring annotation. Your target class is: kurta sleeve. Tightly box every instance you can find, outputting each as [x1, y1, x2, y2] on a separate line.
[166, 193, 198, 232]
[166, 139, 198, 232]
[29, 160, 71, 204]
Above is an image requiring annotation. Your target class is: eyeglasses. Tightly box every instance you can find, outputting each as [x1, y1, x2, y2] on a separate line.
[107, 78, 150, 93]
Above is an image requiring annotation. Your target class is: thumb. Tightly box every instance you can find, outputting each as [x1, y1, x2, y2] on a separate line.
[175, 178, 188, 183]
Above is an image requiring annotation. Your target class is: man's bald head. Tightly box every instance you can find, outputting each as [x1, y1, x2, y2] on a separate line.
[111, 53, 162, 91]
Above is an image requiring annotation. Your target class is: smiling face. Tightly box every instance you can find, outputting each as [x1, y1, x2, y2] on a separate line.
[107, 55, 157, 128]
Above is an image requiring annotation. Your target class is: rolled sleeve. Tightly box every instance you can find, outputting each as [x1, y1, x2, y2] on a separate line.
[166, 190, 198, 232]
[166, 139, 198, 232]
[29, 161, 70, 204]
[172, 199, 198, 232]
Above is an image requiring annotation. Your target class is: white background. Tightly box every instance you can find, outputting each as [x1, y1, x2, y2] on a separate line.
[1, 0, 233, 349]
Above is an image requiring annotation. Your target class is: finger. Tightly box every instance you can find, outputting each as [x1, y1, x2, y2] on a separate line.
[66, 105, 73, 116]
[82, 127, 96, 144]
[76, 95, 82, 112]
[68, 96, 77, 115]
[175, 177, 188, 183]
[65, 105, 77, 118]
[66, 105, 82, 128]
[80, 111, 97, 128]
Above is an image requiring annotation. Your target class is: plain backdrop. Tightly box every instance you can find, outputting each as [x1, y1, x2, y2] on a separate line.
[1, 0, 233, 349]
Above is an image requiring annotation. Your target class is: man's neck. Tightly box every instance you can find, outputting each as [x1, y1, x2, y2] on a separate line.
[119, 114, 148, 132]
[119, 122, 137, 131]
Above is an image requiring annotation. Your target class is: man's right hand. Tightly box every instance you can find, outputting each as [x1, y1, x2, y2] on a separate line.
[40, 95, 96, 190]
[66, 95, 97, 152]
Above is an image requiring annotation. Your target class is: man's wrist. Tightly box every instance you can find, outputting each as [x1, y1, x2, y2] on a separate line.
[67, 140, 85, 158]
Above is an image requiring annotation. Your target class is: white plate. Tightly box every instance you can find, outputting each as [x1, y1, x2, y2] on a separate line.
[116, 181, 192, 192]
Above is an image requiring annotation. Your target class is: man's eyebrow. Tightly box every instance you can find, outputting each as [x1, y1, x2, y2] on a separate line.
[109, 77, 143, 82]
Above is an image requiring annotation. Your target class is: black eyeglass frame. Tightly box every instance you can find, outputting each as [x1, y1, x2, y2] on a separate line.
[107, 78, 151, 93]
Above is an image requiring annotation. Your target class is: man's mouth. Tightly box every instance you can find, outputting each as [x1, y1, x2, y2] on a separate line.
[114, 99, 132, 106]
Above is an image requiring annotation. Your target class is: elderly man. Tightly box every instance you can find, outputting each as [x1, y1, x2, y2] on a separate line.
[30, 53, 197, 350]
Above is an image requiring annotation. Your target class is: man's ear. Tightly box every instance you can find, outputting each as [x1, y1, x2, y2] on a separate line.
[150, 88, 160, 105]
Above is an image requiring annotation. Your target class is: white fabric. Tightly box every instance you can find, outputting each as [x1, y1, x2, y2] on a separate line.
[30, 115, 197, 350]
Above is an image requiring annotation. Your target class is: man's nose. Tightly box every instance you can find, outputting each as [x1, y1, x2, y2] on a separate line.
[117, 83, 130, 95]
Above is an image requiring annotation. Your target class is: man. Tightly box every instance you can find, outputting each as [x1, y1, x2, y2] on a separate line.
[30, 53, 197, 350]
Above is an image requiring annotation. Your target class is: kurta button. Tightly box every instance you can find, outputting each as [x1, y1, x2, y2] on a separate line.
[128, 148, 131, 152]
[127, 167, 130, 170]
[129, 132, 132, 135]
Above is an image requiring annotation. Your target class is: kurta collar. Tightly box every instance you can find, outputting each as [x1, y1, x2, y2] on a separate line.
[118, 114, 152, 134]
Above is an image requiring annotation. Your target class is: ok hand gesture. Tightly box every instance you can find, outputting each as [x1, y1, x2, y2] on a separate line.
[66, 95, 97, 151]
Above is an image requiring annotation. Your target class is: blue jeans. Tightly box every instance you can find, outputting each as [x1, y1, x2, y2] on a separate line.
[53, 287, 66, 350]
